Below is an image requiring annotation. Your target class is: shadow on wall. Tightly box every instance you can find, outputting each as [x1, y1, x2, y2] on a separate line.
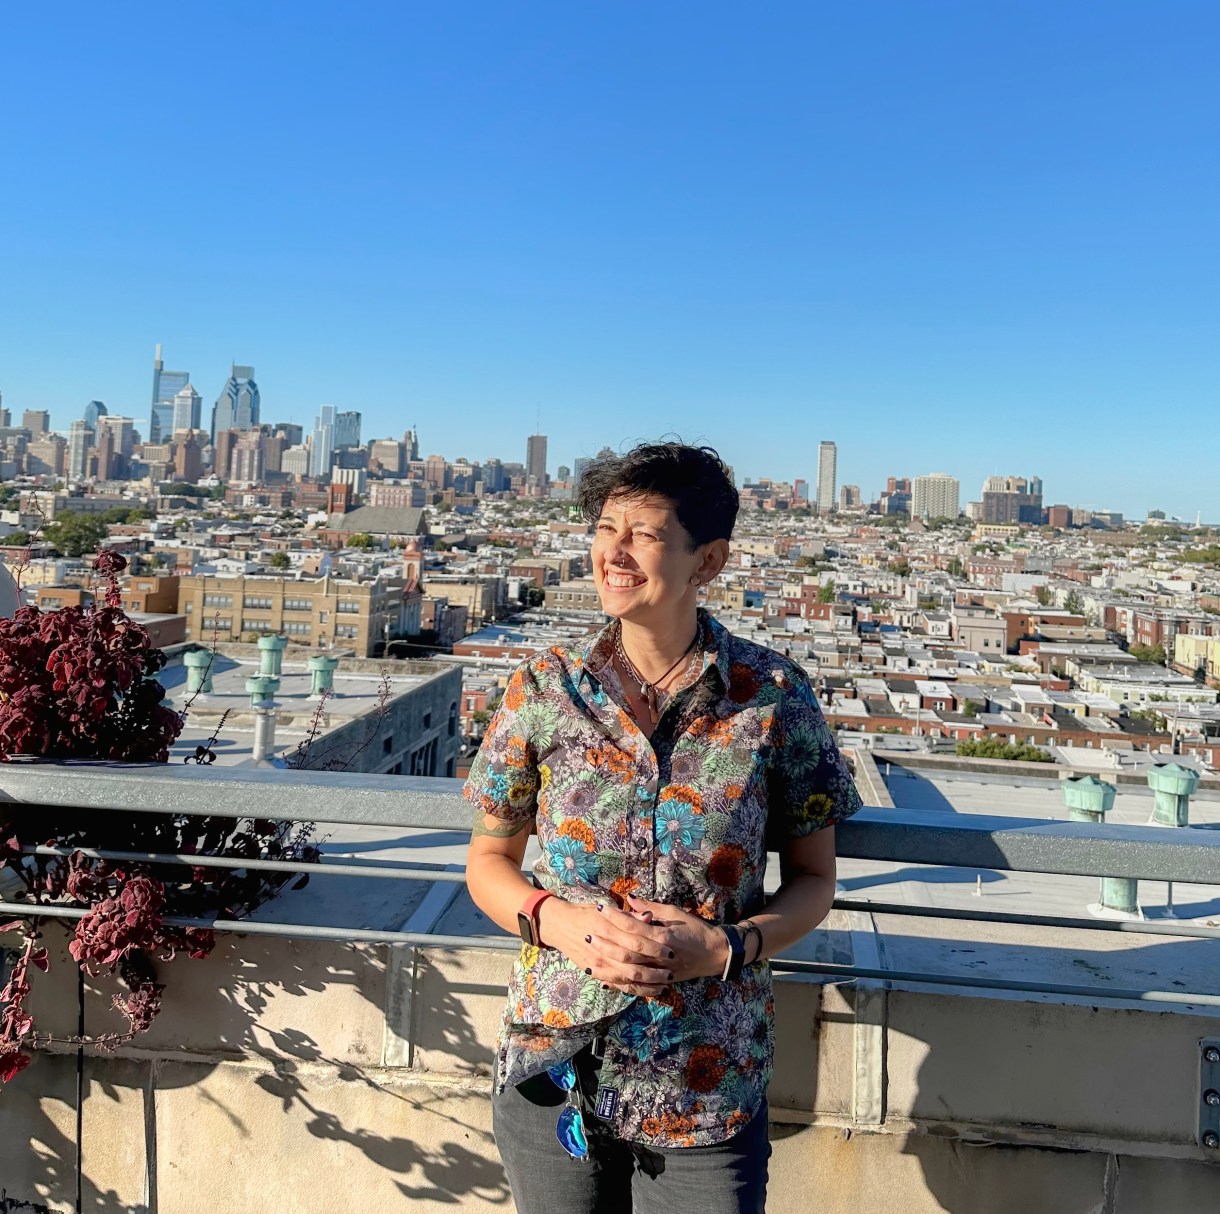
[0, 924, 513, 1210]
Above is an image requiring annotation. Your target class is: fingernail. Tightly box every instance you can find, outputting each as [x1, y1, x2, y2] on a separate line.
[667, 950, 675, 959]
[584, 934, 592, 943]
[667, 972, 674, 981]
[584, 967, 592, 976]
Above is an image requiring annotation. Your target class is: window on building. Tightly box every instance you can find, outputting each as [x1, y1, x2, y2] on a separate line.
[203, 594, 233, 608]
[318, 611, 329, 623]
[283, 622, 311, 636]
[335, 625, 359, 639]
[448, 703, 457, 737]
[337, 601, 361, 614]
[383, 735, 393, 754]
[243, 595, 273, 609]
[202, 617, 232, 632]
[242, 618, 275, 633]
[423, 711, 432, 729]
[284, 598, 311, 612]
[184, 602, 193, 613]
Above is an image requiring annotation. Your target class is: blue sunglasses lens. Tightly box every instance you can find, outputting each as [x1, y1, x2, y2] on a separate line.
[547, 1061, 578, 1092]
[556, 1104, 589, 1159]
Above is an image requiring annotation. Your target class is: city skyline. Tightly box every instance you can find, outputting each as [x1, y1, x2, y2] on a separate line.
[2, 5, 1219, 517]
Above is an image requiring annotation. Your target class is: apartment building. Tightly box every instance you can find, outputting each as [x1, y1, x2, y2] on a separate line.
[177, 572, 407, 655]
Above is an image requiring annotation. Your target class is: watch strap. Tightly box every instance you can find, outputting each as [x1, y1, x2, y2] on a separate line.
[517, 889, 554, 946]
[720, 924, 746, 981]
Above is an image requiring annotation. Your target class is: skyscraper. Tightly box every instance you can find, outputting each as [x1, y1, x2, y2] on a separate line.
[816, 441, 837, 514]
[150, 345, 190, 444]
[334, 410, 362, 449]
[211, 364, 259, 441]
[912, 474, 961, 520]
[404, 427, 420, 461]
[68, 421, 93, 481]
[311, 405, 337, 478]
[171, 385, 202, 434]
[526, 434, 548, 487]
[84, 400, 108, 430]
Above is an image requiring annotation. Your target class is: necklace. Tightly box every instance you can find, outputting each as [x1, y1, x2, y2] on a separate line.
[614, 621, 701, 721]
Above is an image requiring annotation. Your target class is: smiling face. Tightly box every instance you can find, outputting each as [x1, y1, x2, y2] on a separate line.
[591, 492, 726, 626]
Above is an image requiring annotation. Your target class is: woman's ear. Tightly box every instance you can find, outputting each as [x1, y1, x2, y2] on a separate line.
[697, 539, 730, 583]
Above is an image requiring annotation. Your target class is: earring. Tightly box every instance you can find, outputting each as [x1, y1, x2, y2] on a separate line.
[690, 576, 701, 586]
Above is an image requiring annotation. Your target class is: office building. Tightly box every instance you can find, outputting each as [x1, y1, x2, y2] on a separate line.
[171, 385, 202, 434]
[404, 428, 420, 461]
[311, 405, 337, 478]
[84, 400, 108, 431]
[23, 410, 50, 436]
[68, 421, 93, 481]
[912, 473, 961, 520]
[839, 484, 862, 511]
[981, 475, 1043, 525]
[174, 432, 203, 483]
[150, 345, 191, 444]
[334, 411, 362, 450]
[526, 434, 548, 487]
[816, 441, 837, 514]
[230, 431, 265, 485]
[212, 365, 260, 441]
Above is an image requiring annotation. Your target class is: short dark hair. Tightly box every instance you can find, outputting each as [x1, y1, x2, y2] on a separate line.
[576, 441, 739, 548]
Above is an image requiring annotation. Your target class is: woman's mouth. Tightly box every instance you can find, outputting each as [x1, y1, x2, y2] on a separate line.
[604, 570, 646, 589]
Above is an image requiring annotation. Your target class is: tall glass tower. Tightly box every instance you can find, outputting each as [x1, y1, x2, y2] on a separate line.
[816, 441, 837, 515]
[150, 345, 190, 444]
[211, 364, 260, 441]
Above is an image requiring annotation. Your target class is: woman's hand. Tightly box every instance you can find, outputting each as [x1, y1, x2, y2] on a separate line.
[538, 897, 677, 997]
[623, 895, 729, 983]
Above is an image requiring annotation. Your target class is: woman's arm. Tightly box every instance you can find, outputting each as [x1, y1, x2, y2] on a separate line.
[465, 816, 675, 996]
[737, 826, 837, 962]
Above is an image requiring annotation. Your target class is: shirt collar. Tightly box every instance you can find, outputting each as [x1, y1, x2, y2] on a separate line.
[579, 608, 729, 693]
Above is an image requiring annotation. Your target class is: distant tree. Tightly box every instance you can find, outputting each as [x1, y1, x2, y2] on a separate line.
[347, 533, 375, 549]
[1034, 585, 1053, 607]
[947, 557, 964, 578]
[1063, 590, 1085, 615]
[526, 588, 546, 607]
[818, 582, 836, 604]
[267, 551, 291, 569]
[1128, 643, 1167, 666]
[955, 737, 1051, 763]
[888, 557, 911, 577]
[3, 530, 30, 547]
[43, 512, 109, 557]
[961, 699, 979, 718]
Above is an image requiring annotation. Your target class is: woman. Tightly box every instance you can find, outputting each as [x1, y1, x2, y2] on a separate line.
[464, 442, 861, 1213]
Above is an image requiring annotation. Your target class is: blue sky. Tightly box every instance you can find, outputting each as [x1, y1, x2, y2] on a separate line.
[2, 2, 1217, 519]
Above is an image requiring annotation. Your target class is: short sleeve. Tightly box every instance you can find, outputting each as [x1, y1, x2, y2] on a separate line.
[462, 660, 541, 828]
[766, 669, 863, 847]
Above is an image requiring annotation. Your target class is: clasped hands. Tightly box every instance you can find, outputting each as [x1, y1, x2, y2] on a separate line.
[538, 894, 728, 997]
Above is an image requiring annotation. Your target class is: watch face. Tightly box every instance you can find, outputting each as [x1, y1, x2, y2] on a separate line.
[517, 912, 535, 945]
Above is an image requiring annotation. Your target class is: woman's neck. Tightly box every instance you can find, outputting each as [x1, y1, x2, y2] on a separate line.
[618, 612, 700, 684]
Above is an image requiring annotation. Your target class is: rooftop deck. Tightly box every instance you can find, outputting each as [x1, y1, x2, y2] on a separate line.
[1, 762, 1218, 1211]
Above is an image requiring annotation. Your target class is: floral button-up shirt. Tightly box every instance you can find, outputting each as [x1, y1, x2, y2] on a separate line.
[464, 610, 861, 1147]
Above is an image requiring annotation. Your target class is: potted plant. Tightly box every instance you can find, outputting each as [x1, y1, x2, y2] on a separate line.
[0, 551, 317, 1082]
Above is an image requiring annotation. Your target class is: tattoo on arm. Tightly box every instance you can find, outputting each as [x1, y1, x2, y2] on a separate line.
[471, 815, 532, 839]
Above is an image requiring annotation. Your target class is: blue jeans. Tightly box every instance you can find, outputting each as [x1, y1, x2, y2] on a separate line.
[492, 1045, 770, 1214]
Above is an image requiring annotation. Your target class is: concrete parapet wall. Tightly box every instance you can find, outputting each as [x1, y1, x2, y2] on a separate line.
[2, 926, 1217, 1211]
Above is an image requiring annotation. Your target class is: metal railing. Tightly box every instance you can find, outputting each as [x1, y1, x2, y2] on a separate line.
[1, 761, 1219, 1008]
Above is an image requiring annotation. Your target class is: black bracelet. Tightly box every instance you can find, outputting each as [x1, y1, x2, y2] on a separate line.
[739, 920, 763, 966]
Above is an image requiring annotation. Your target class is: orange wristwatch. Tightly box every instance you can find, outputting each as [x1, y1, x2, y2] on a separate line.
[517, 889, 554, 946]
